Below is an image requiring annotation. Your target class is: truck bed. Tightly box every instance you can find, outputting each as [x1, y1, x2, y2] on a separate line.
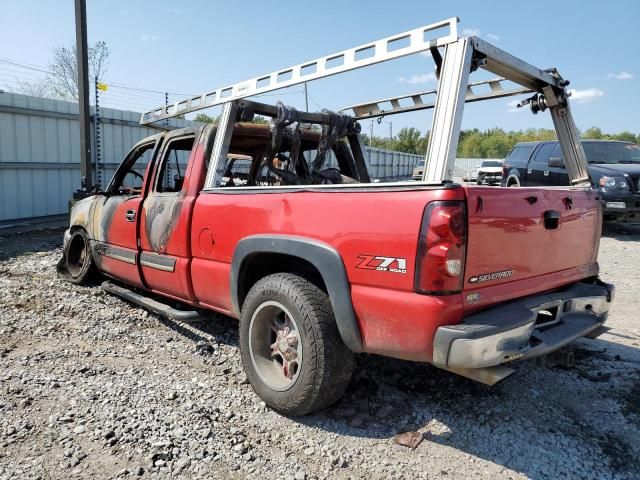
[189, 182, 601, 361]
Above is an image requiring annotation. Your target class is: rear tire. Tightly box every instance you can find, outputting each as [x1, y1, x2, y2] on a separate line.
[61, 229, 98, 285]
[507, 176, 520, 187]
[239, 273, 354, 416]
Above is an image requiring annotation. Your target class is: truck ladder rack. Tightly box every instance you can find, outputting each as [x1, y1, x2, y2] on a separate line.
[140, 17, 459, 125]
[340, 77, 533, 119]
[146, 17, 590, 187]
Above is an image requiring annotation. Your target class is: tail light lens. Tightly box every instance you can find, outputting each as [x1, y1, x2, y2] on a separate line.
[414, 201, 467, 295]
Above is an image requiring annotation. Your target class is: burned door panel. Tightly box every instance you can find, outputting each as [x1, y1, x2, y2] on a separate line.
[92, 139, 160, 287]
[138, 133, 199, 300]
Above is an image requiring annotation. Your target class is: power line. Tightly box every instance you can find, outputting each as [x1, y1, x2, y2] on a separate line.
[305, 90, 323, 111]
[105, 81, 197, 97]
[0, 66, 48, 79]
[0, 57, 197, 98]
[0, 58, 54, 76]
[253, 89, 306, 99]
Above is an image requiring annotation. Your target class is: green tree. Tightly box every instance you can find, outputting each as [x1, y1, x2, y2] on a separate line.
[391, 127, 422, 154]
[458, 132, 485, 158]
[611, 131, 636, 143]
[583, 127, 604, 139]
[194, 113, 217, 123]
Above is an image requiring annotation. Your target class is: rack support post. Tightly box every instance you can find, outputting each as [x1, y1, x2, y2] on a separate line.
[423, 38, 473, 183]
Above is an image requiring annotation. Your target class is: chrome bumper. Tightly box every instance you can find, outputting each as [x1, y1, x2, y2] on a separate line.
[433, 280, 614, 369]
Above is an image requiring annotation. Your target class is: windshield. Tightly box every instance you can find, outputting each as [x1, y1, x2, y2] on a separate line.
[416, 160, 425, 167]
[583, 142, 640, 164]
[481, 160, 502, 168]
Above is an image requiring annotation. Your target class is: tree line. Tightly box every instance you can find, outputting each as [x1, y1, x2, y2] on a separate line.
[194, 111, 639, 158]
[360, 126, 639, 158]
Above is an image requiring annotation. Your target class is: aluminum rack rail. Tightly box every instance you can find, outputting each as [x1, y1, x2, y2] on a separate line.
[140, 17, 460, 125]
[339, 78, 533, 120]
[140, 17, 590, 186]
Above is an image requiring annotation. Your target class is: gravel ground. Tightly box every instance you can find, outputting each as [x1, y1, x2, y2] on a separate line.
[1, 226, 639, 480]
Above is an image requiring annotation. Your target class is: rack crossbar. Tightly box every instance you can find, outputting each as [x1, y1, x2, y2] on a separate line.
[340, 77, 533, 119]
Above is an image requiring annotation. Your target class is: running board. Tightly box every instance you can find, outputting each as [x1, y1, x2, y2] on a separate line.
[101, 281, 210, 323]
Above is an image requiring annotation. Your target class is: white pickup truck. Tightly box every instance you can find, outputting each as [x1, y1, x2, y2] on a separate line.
[476, 159, 504, 185]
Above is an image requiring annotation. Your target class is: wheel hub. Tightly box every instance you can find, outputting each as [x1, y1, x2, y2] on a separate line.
[248, 301, 303, 391]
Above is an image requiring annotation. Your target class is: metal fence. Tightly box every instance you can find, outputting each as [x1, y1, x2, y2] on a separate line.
[365, 147, 422, 181]
[452, 158, 502, 179]
[0, 92, 489, 224]
[0, 92, 193, 223]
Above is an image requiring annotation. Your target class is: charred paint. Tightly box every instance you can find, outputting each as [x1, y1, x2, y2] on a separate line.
[95, 196, 129, 242]
[68, 196, 96, 234]
[143, 194, 184, 253]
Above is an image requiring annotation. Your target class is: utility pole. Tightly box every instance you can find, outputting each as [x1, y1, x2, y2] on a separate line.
[304, 82, 309, 112]
[74, 0, 92, 197]
[389, 122, 393, 141]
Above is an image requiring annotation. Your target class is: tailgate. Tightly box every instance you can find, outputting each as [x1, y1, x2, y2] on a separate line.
[462, 186, 601, 312]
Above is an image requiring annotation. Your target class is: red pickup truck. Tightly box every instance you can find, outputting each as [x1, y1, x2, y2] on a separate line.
[58, 21, 613, 415]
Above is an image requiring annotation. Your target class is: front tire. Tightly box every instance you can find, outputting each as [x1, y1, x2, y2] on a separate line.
[239, 273, 354, 415]
[59, 229, 98, 285]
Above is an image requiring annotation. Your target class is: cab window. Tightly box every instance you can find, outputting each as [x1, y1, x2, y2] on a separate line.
[109, 142, 155, 196]
[155, 136, 195, 193]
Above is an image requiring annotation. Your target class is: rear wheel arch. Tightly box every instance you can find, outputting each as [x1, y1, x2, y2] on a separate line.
[506, 174, 521, 187]
[231, 235, 363, 353]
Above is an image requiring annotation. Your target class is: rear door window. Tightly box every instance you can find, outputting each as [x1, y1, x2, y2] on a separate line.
[549, 144, 564, 165]
[531, 143, 556, 168]
[155, 136, 195, 193]
[507, 144, 536, 164]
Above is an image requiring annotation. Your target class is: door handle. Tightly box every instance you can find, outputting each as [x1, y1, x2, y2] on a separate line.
[543, 210, 561, 230]
[543, 170, 549, 176]
[125, 209, 136, 222]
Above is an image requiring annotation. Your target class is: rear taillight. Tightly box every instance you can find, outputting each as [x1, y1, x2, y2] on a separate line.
[414, 201, 467, 295]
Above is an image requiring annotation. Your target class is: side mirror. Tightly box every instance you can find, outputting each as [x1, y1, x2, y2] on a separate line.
[548, 157, 565, 168]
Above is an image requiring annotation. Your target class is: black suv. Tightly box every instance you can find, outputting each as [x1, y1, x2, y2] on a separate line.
[502, 140, 640, 223]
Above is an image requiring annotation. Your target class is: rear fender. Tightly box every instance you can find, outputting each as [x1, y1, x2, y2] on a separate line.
[231, 235, 363, 353]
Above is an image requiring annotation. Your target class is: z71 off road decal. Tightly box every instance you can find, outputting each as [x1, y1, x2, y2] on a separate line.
[356, 255, 407, 274]
[468, 269, 514, 284]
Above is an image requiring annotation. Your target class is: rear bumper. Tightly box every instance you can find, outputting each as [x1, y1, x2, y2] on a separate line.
[432, 280, 614, 369]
